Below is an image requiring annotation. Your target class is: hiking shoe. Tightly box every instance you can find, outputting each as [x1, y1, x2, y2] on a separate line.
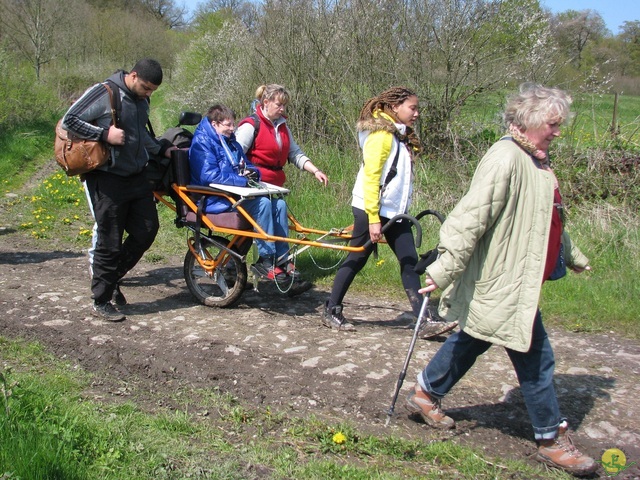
[278, 261, 302, 279]
[416, 307, 457, 339]
[418, 319, 458, 339]
[92, 301, 126, 322]
[112, 283, 127, 306]
[405, 384, 455, 429]
[534, 423, 597, 477]
[251, 257, 288, 281]
[322, 302, 356, 331]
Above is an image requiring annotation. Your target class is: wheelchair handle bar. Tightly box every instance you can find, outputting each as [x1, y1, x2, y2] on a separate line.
[361, 213, 423, 251]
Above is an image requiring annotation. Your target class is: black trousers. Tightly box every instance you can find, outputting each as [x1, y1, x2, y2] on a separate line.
[84, 171, 159, 303]
[328, 207, 422, 316]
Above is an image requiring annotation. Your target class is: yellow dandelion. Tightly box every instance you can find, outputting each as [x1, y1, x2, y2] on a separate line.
[376, 259, 385, 267]
[332, 432, 347, 444]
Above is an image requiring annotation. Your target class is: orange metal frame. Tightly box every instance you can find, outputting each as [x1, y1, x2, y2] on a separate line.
[153, 183, 367, 276]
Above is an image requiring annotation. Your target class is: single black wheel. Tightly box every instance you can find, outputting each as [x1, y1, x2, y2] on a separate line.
[184, 235, 247, 307]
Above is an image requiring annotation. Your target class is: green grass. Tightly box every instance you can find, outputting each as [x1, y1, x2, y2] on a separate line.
[0, 337, 568, 479]
[0, 119, 57, 195]
[568, 93, 640, 151]
[541, 203, 640, 336]
[452, 91, 640, 165]
[11, 172, 92, 243]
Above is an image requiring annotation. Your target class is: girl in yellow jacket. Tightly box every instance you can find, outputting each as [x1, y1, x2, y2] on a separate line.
[322, 87, 432, 331]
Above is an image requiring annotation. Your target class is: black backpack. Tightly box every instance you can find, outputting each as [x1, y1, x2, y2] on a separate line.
[145, 127, 195, 192]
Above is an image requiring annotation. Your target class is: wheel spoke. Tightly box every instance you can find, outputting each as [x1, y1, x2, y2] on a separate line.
[184, 236, 247, 308]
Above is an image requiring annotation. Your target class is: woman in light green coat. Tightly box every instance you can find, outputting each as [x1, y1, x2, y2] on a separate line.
[404, 84, 597, 477]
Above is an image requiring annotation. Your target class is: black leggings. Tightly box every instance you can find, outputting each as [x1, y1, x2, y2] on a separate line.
[327, 207, 422, 316]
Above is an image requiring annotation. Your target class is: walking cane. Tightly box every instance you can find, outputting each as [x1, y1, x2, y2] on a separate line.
[384, 291, 432, 427]
[384, 209, 444, 426]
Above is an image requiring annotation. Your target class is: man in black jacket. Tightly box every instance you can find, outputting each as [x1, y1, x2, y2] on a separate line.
[63, 58, 175, 321]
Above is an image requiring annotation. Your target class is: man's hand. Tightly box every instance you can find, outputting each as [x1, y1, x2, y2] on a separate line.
[107, 125, 125, 145]
[164, 146, 180, 158]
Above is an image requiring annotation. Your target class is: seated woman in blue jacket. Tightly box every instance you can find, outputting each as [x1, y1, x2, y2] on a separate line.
[188, 104, 289, 281]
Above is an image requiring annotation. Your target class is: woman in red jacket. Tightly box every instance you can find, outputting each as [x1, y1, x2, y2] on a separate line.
[236, 84, 327, 279]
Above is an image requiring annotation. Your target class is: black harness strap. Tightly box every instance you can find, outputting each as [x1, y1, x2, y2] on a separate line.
[380, 132, 407, 194]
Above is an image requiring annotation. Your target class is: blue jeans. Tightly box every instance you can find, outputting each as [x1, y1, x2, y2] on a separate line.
[244, 196, 289, 260]
[418, 311, 562, 440]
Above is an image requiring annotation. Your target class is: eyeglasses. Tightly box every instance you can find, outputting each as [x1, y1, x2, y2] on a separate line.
[217, 121, 235, 128]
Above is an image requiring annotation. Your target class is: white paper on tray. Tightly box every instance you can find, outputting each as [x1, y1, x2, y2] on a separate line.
[207, 181, 290, 197]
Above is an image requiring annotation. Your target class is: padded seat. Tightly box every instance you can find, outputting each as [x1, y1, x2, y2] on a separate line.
[170, 150, 252, 231]
[185, 210, 252, 230]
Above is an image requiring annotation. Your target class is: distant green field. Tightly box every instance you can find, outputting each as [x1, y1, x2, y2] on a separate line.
[454, 91, 640, 151]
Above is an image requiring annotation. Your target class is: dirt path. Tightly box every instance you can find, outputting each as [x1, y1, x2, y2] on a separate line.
[1, 236, 639, 479]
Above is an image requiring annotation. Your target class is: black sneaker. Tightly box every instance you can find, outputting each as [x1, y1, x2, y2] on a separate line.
[251, 257, 288, 281]
[395, 312, 418, 326]
[92, 301, 126, 322]
[322, 302, 356, 331]
[278, 261, 302, 279]
[112, 283, 127, 306]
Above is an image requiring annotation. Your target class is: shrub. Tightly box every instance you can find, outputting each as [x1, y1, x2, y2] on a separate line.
[554, 146, 640, 211]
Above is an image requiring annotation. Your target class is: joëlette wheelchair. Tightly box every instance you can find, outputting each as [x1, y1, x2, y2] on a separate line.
[152, 115, 442, 308]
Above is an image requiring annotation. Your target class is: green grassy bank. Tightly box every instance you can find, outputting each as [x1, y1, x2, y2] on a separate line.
[0, 337, 569, 479]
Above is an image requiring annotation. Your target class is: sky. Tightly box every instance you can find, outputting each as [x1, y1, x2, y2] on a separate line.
[542, 0, 639, 34]
[180, 0, 639, 35]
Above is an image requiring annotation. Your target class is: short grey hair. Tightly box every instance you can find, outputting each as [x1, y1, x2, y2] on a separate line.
[503, 83, 572, 131]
